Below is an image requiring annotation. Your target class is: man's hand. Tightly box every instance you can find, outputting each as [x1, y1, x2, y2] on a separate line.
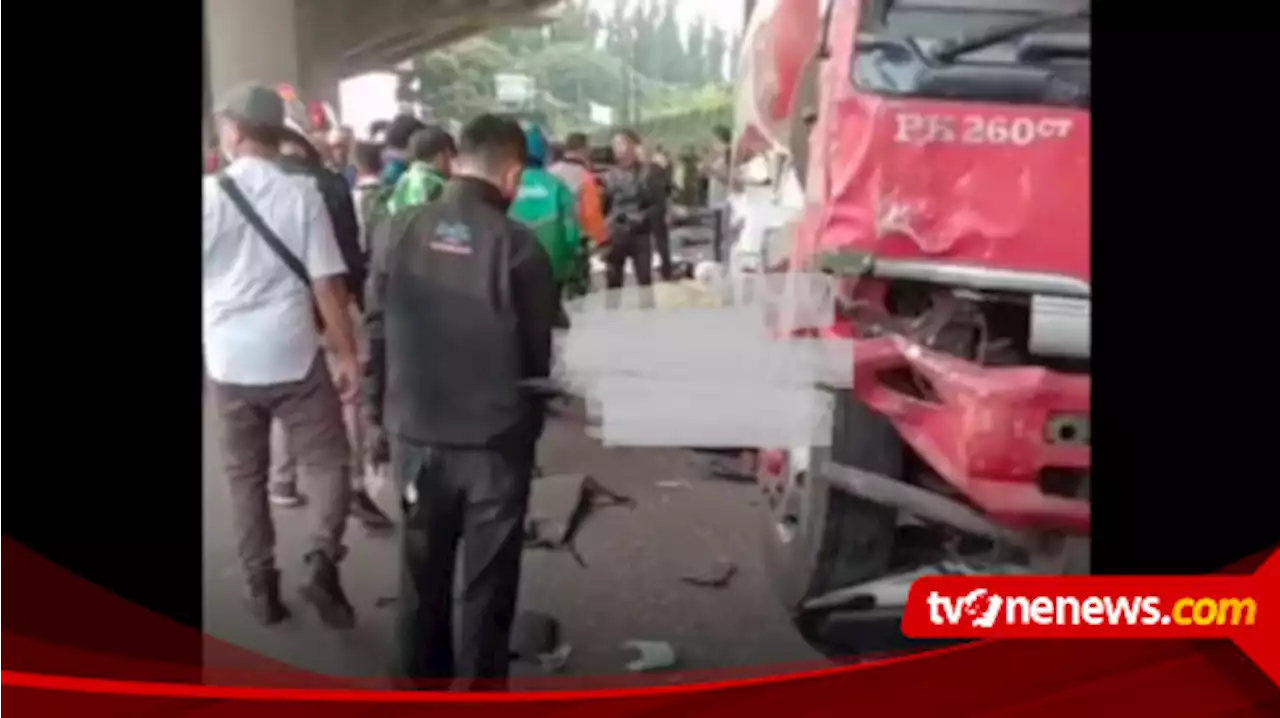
[366, 421, 390, 468]
[332, 353, 360, 404]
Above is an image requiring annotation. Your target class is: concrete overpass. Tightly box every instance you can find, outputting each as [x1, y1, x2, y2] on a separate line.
[203, 0, 562, 139]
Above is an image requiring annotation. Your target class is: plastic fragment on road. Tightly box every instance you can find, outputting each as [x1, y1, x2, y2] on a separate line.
[680, 560, 739, 589]
[656, 479, 693, 489]
[537, 643, 573, 674]
[622, 640, 678, 672]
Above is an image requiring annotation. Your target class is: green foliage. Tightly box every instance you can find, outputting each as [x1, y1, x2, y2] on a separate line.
[407, 0, 743, 137]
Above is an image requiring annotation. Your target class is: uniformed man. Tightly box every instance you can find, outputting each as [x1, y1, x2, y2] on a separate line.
[601, 129, 664, 308]
[363, 114, 559, 689]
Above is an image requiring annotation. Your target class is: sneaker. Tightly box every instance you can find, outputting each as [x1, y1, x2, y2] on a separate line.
[269, 483, 307, 508]
[299, 552, 356, 630]
[246, 569, 290, 625]
[351, 490, 394, 530]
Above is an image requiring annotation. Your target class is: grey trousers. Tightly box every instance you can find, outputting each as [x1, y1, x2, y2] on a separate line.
[272, 311, 366, 492]
[211, 354, 352, 574]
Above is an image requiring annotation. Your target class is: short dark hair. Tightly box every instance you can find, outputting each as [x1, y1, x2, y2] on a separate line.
[385, 114, 427, 151]
[458, 114, 527, 173]
[410, 126, 457, 162]
[564, 132, 589, 151]
[353, 141, 383, 174]
[712, 125, 732, 143]
[237, 122, 284, 147]
[614, 128, 641, 145]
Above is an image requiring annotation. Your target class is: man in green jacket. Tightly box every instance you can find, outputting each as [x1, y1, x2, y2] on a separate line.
[386, 126, 456, 214]
[509, 124, 582, 303]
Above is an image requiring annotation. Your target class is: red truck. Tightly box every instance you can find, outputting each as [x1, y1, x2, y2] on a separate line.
[736, 0, 1090, 654]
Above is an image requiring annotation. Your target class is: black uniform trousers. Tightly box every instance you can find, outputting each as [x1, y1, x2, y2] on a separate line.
[393, 438, 534, 689]
[604, 229, 655, 309]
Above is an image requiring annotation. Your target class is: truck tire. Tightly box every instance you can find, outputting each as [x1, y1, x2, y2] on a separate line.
[761, 390, 900, 652]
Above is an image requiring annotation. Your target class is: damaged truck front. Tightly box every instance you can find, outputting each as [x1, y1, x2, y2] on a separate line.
[737, 0, 1090, 654]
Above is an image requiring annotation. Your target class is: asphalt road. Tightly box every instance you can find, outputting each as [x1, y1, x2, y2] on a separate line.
[203, 395, 824, 687]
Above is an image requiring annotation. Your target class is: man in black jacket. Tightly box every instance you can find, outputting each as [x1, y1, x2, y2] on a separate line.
[273, 127, 394, 530]
[364, 114, 558, 688]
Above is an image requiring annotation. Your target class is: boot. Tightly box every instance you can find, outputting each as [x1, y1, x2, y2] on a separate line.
[351, 489, 394, 530]
[246, 569, 289, 626]
[299, 551, 356, 630]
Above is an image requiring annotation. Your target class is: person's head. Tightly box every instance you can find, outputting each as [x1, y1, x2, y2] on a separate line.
[612, 129, 642, 167]
[352, 141, 384, 179]
[453, 114, 528, 199]
[369, 119, 391, 144]
[409, 126, 458, 174]
[522, 124, 549, 169]
[327, 126, 354, 165]
[214, 82, 287, 161]
[563, 132, 589, 162]
[385, 114, 427, 156]
[711, 125, 732, 153]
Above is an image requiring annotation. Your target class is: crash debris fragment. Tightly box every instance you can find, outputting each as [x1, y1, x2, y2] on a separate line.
[622, 640, 678, 672]
[523, 474, 635, 567]
[679, 560, 739, 589]
[537, 643, 574, 674]
[510, 611, 560, 662]
[656, 479, 693, 489]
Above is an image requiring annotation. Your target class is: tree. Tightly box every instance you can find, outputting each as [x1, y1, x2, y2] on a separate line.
[705, 24, 728, 86]
[684, 16, 707, 86]
[654, 0, 684, 84]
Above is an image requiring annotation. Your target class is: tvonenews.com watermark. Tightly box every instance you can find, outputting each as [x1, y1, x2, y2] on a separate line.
[924, 589, 1257, 629]
[898, 570, 1272, 641]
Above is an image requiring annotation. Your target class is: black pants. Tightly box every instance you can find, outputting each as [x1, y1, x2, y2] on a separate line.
[604, 231, 655, 309]
[393, 439, 533, 689]
[651, 206, 672, 281]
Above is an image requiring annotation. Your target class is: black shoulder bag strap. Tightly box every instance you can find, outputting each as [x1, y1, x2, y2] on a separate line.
[217, 174, 325, 329]
[217, 174, 311, 289]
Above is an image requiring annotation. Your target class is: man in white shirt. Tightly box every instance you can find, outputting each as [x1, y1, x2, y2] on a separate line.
[204, 82, 361, 630]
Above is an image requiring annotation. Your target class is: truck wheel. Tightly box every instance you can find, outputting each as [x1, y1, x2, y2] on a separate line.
[761, 390, 901, 652]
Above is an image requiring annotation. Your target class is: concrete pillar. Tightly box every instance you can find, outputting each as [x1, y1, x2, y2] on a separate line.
[205, 0, 302, 104]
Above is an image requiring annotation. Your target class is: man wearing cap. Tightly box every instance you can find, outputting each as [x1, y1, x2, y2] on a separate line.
[204, 82, 361, 629]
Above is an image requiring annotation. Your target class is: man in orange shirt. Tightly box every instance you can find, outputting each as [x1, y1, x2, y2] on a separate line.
[548, 132, 606, 247]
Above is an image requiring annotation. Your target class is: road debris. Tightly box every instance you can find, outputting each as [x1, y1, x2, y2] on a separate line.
[537, 643, 573, 674]
[622, 640, 678, 672]
[510, 611, 560, 662]
[656, 479, 693, 489]
[679, 560, 739, 589]
[524, 474, 635, 567]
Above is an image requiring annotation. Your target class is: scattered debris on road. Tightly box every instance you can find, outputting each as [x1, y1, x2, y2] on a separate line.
[524, 474, 635, 567]
[623, 640, 678, 672]
[679, 560, 739, 589]
[537, 643, 574, 674]
[656, 479, 693, 489]
[510, 611, 560, 662]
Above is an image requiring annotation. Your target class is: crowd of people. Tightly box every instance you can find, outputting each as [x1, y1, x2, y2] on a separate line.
[202, 82, 733, 689]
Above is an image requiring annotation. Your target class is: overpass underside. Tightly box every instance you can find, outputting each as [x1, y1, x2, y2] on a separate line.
[204, 0, 561, 132]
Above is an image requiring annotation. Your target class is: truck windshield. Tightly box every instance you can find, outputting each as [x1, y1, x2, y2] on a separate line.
[852, 0, 1090, 108]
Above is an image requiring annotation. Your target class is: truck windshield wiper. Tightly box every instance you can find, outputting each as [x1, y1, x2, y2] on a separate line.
[930, 6, 1089, 64]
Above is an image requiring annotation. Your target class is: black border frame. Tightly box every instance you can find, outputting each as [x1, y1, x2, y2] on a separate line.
[2, 4, 1275, 672]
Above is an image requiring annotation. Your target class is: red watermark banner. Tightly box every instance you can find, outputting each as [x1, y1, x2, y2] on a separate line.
[902, 552, 1279, 680]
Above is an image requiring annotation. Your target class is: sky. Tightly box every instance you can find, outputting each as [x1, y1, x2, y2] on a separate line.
[584, 0, 743, 35]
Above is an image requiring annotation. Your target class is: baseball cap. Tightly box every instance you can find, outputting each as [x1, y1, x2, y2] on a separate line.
[215, 82, 285, 128]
